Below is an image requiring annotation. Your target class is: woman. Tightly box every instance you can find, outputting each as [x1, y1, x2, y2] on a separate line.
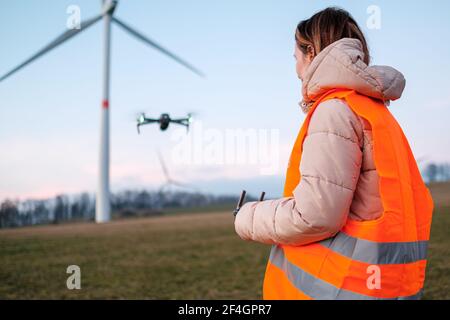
[234, 7, 433, 300]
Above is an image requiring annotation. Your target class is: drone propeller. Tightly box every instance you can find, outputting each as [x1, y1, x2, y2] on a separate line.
[136, 112, 146, 134]
[186, 112, 195, 133]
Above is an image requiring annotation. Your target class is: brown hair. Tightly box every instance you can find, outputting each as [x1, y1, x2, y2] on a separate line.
[295, 7, 370, 65]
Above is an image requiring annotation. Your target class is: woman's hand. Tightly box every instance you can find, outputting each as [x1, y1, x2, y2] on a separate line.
[234, 98, 364, 247]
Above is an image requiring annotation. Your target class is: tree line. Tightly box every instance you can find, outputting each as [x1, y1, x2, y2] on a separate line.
[1, 161, 448, 229]
[422, 162, 450, 183]
[0, 190, 240, 229]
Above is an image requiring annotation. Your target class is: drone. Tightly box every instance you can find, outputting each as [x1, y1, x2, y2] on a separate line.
[136, 113, 193, 134]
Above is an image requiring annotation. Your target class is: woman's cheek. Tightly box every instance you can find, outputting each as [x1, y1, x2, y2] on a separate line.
[296, 61, 303, 80]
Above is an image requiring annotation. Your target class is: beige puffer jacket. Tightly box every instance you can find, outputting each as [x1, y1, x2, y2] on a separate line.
[234, 38, 406, 246]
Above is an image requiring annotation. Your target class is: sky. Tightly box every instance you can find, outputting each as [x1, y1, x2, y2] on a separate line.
[1, 0, 450, 201]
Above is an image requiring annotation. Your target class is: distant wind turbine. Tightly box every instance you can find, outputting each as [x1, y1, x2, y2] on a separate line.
[0, 0, 204, 223]
[156, 149, 198, 192]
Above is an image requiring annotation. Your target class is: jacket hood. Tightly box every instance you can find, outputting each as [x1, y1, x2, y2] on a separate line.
[300, 38, 406, 113]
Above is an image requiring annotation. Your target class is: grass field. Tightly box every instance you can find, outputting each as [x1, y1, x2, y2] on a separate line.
[0, 183, 449, 299]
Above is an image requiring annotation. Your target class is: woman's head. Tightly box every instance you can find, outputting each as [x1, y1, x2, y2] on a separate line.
[294, 7, 370, 80]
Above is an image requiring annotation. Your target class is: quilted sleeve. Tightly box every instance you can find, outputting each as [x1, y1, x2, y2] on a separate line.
[234, 99, 364, 245]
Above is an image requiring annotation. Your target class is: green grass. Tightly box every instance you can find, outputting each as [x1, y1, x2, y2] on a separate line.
[0, 203, 448, 299]
[422, 205, 450, 299]
[0, 212, 269, 299]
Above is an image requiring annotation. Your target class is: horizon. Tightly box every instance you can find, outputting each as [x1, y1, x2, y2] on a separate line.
[1, 0, 450, 202]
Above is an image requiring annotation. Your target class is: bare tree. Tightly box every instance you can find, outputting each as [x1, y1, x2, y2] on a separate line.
[0, 199, 19, 228]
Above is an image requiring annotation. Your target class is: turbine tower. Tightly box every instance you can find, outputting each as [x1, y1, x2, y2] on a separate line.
[0, 0, 204, 223]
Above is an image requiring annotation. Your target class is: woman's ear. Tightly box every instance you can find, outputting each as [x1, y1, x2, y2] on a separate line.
[306, 45, 315, 62]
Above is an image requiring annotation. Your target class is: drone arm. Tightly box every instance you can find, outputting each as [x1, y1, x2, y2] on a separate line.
[171, 119, 188, 124]
[137, 118, 160, 134]
[142, 118, 159, 123]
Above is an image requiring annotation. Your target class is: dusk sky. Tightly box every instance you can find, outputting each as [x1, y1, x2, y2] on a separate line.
[1, 0, 449, 201]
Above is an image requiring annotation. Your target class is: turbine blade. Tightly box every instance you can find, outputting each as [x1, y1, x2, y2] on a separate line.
[0, 13, 103, 82]
[112, 17, 205, 77]
[156, 149, 171, 181]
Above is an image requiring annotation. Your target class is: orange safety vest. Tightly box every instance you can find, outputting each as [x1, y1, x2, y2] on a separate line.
[263, 89, 434, 300]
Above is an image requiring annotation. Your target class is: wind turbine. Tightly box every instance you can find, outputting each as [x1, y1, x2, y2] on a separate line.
[0, 0, 204, 223]
[156, 149, 198, 193]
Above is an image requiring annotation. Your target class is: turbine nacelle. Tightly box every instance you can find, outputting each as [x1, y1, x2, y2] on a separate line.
[102, 0, 118, 15]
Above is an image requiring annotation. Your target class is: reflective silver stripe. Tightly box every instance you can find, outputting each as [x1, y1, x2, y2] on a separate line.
[319, 231, 428, 264]
[269, 245, 424, 300]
